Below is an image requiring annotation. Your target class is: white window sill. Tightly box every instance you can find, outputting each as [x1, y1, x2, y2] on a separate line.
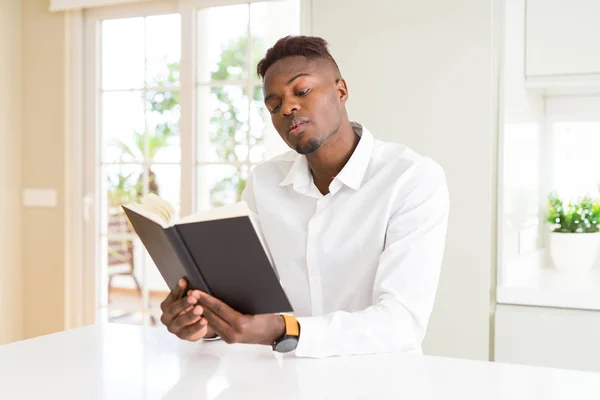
[497, 250, 600, 311]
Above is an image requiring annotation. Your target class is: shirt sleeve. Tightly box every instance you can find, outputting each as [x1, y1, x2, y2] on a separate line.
[294, 161, 450, 358]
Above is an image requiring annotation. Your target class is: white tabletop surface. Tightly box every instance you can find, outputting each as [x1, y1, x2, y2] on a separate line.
[1, 323, 599, 399]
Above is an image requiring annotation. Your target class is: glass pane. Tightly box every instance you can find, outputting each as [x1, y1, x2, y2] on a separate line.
[143, 166, 178, 309]
[150, 164, 181, 214]
[197, 85, 249, 162]
[145, 250, 171, 310]
[249, 85, 289, 163]
[146, 90, 181, 163]
[552, 122, 600, 201]
[196, 165, 248, 211]
[197, 4, 249, 82]
[101, 17, 145, 90]
[503, 124, 540, 226]
[146, 14, 181, 88]
[100, 236, 143, 310]
[102, 164, 144, 237]
[102, 91, 145, 163]
[150, 308, 165, 327]
[250, 0, 301, 76]
[102, 242, 173, 320]
[502, 124, 540, 263]
[102, 238, 165, 325]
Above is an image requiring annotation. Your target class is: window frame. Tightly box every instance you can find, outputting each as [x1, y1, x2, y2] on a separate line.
[75, 0, 311, 326]
[496, 93, 600, 311]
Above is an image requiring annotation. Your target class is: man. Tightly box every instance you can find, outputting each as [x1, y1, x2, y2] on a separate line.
[159, 35, 449, 359]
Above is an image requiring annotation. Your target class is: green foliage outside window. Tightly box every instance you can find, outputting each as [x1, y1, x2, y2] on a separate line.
[108, 35, 267, 210]
[546, 189, 600, 233]
[208, 36, 266, 206]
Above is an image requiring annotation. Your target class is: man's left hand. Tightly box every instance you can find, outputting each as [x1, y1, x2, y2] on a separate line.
[189, 290, 285, 347]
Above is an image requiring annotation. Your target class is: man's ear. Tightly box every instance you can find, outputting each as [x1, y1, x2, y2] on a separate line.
[336, 78, 349, 104]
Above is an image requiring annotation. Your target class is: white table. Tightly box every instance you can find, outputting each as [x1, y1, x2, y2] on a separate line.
[1, 323, 599, 399]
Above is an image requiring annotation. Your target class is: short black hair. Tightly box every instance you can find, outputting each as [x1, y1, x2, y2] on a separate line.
[256, 35, 341, 79]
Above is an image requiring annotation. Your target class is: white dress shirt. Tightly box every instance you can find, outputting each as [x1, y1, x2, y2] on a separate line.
[241, 122, 449, 359]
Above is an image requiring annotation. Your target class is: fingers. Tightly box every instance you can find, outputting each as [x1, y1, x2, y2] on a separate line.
[162, 288, 243, 343]
[193, 290, 237, 321]
[169, 305, 204, 335]
[160, 278, 187, 312]
[159, 278, 214, 342]
[178, 318, 209, 342]
[192, 290, 247, 343]
[177, 304, 194, 317]
[171, 278, 187, 300]
[161, 293, 198, 326]
[201, 306, 237, 343]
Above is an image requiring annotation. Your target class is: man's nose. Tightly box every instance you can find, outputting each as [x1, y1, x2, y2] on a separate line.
[282, 99, 300, 116]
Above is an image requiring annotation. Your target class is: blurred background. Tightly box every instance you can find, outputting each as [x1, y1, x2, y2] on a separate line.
[1, 0, 599, 374]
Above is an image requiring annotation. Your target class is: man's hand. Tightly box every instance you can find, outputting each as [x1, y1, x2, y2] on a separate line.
[160, 278, 217, 341]
[190, 290, 285, 346]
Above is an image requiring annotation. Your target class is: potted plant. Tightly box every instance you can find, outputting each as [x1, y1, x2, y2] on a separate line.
[546, 192, 600, 272]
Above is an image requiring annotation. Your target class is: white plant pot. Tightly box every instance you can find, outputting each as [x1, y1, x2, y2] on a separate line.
[548, 232, 600, 272]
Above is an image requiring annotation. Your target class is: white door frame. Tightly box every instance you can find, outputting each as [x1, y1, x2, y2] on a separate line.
[66, 0, 311, 328]
[64, 9, 86, 329]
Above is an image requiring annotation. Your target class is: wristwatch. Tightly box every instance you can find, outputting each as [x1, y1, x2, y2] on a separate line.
[272, 314, 300, 353]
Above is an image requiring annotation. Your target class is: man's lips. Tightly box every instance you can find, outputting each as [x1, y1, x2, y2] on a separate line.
[288, 120, 308, 136]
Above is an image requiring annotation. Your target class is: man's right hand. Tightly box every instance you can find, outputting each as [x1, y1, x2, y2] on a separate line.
[160, 278, 213, 341]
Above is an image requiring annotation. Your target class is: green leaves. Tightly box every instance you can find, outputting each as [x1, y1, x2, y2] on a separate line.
[206, 36, 267, 204]
[112, 121, 175, 163]
[546, 191, 600, 233]
[107, 172, 139, 207]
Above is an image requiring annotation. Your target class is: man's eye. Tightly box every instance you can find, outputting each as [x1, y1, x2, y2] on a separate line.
[271, 104, 281, 114]
[298, 88, 310, 96]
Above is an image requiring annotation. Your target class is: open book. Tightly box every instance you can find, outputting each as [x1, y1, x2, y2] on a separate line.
[122, 194, 292, 315]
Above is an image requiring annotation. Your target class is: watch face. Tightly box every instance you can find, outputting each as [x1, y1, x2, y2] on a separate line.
[275, 337, 298, 353]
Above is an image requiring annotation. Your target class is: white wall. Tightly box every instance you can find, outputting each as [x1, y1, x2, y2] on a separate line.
[312, 0, 497, 360]
[0, 0, 23, 344]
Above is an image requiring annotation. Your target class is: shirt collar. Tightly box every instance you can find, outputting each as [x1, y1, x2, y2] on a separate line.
[279, 121, 374, 191]
[334, 122, 374, 190]
[279, 153, 311, 189]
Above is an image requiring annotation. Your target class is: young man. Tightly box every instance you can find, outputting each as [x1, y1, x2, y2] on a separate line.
[159, 36, 449, 359]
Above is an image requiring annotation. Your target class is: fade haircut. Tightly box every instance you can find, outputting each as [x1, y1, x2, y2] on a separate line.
[256, 35, 341, 80]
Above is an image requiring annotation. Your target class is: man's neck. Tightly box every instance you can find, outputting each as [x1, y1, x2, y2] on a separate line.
[306, 120, 360, 194]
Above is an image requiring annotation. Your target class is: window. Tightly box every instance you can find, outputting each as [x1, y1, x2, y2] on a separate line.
[194, 2, 297, 211]
[550, 121, 600, 201]
[97, 13, 182, 325]
[85, 0, 304, 326]
[498, 2, 600, 310]
[497, 94, 600, 310]
[501, 123, 541, 264]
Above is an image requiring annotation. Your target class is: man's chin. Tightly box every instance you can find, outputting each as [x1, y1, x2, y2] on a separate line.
[295, 138, 322, 155]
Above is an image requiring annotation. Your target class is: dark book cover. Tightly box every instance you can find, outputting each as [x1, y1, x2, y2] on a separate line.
[122, 206, 293, 315]
[175, 216, 293, 315]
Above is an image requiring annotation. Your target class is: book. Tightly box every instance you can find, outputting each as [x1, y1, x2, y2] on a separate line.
[122, 194, 293, 315]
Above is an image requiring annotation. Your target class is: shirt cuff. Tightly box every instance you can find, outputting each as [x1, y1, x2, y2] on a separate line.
[294, 316, 329, 358]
